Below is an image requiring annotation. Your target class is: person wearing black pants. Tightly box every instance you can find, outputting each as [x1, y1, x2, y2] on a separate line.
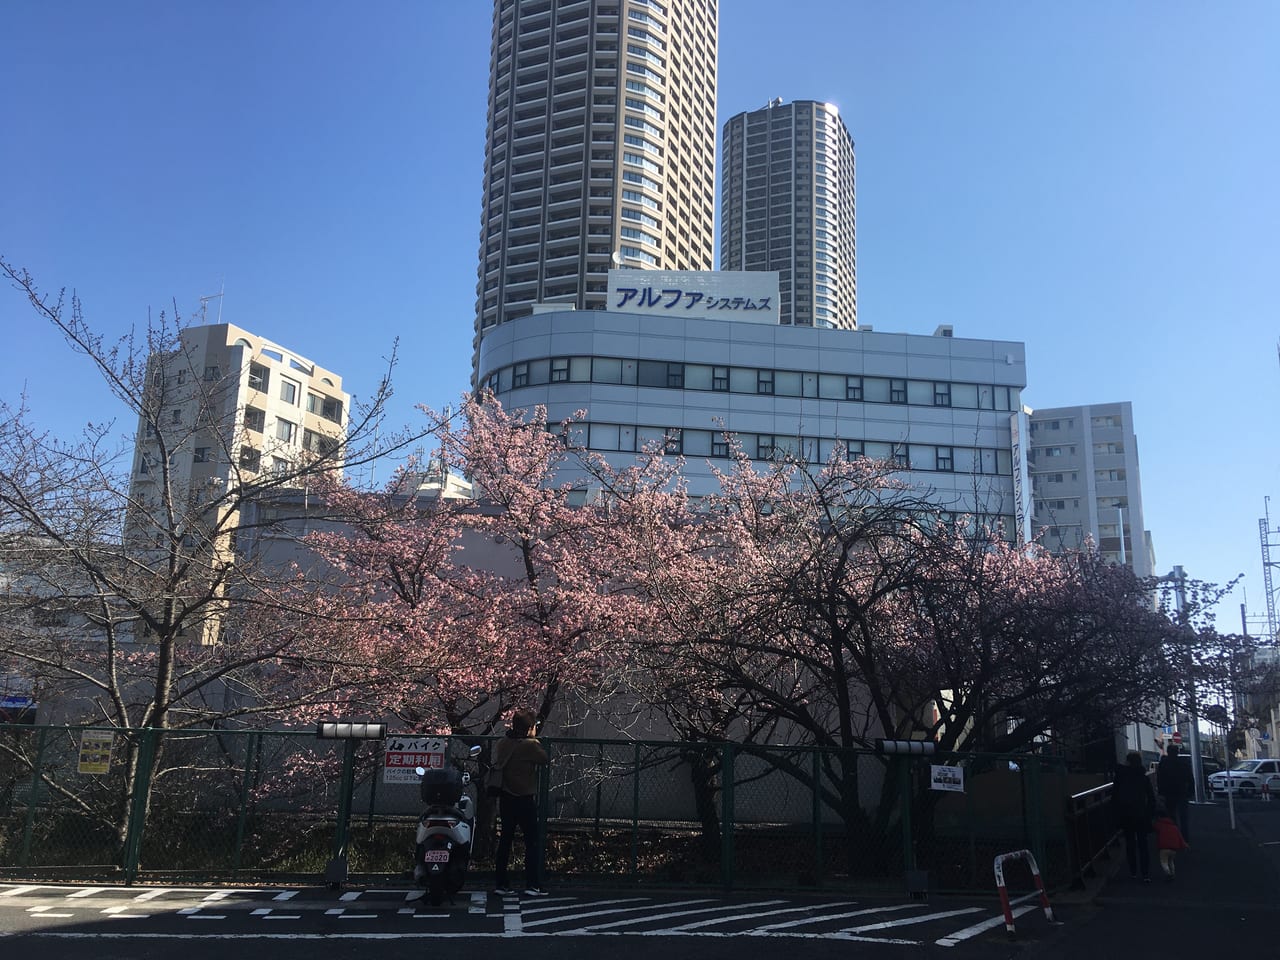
[492, 708, 549, 896]
[1112, 750, 1156, 881]
[1157, 743, 1195, 843]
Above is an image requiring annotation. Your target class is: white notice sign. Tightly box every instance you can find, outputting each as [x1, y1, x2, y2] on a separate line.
[929, 764, 965, 794]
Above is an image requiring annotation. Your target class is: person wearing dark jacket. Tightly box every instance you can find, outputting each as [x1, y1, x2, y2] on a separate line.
[1156, 743, 1195, 842]
[492, 708, 550, 897]
[1112, 750, 1156, 881]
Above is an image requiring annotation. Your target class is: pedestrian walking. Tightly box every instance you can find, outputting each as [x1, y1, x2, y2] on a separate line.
[492, 708, 549, 897]
[1156, 743, 1195, 842]
[1112, 750, 1155, 881]
[1153, 802, 1189, 880]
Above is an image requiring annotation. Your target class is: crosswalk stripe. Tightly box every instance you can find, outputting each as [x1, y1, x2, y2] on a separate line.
[844, 906, 983, 933]
[937, 904, 1035, 946]
[523, 898, 717, 929]
[562, 899, 789, 933]
[755, 902, 919, 931]
[1, 886, 42, 898]
[669, 901, 856, 931]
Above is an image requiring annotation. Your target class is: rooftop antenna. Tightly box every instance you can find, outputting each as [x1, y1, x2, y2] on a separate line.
[199, 282, 225, 324]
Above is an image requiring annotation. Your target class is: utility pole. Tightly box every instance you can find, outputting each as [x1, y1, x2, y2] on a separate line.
[1171, 566, 1207, 803]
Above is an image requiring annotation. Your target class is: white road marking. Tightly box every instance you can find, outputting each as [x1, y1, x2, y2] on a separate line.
[251, 909, 272, 916]
[755, 902, 919, 931]
[26, 912, 74, 919]
[469, 892, 486, 914]
[843, 906, 983, 933]
[133, 888, 174, 901]
[936, 904, 1036, 946]
[1, 885, 42, 897]
[669, 901, 852, 931]
[262, 915, 302, 921]
[185, 915, 226, 920]
[562, 899, 790, 934]
[522, 898, 715, 928]
[339, 892, 362, 901]
[273, 891, 299, 901]
[324, 909, 345, 915]
[504, 909, 522, 935]
[339, 914, 378, 920]
[520, 896, 645, 915]
[107, 913, 150, 919]
[402, 891, 421, 902]
[203, 890, 233, 901]
[66, 887, 109, 898]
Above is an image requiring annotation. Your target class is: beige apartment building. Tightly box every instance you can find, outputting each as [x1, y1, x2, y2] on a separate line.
[721, 98, 858, 329]
[126, 324, 349, 631]
[473, 0, 719, 378]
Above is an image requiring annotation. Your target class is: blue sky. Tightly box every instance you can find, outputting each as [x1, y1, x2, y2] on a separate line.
[3, 1, 1277, 629]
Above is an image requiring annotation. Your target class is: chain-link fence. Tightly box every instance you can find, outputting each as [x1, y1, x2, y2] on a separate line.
[0, 724, 1077, 892]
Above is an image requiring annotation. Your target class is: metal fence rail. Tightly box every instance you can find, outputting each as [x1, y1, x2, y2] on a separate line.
[0, 724, 1073, 892]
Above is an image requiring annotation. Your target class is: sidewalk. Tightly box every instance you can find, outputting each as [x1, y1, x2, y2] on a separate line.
[1034, 801, 1280, 957]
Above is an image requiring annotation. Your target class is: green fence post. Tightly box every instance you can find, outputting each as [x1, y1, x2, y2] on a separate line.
[232, 731, 259, 875]
[123, 728, 159, 885]
[1026, 756, 1046, 875]
[331, 738, 357, 865]
[899, 756, 915, 873]
[630, 742, 641, 881]
[811, 746, 823, 887]
[720, 742, 735, 891]
[18, 726, 50, 868]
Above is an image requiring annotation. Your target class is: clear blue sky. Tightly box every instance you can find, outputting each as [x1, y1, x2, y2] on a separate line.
[3, 1, 1277, 629]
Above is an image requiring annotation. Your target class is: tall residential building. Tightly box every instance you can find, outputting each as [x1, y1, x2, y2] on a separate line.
[721, 99, 857, 329]
[127, 323, 349, 549]
[1027, 402, 1155, 578]
[473, 0, 719, 378]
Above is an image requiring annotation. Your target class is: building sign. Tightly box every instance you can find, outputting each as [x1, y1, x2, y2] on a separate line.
[78, 731, 114, 775]
[1009, 409, 1033, 547]
[383, 735, 447, 784]
[929, 764, 965, 794]
[607, 270, 780, 325]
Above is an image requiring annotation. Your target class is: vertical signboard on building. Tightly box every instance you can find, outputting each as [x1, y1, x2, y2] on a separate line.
[1010, 409, 1034, 547]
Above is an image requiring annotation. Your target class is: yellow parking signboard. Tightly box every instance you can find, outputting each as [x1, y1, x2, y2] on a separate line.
[78, 731, 114, 775]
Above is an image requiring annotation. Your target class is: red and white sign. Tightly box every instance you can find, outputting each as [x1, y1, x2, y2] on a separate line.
[1172, 731, 1183, 745]
[384, 736, 447, 784]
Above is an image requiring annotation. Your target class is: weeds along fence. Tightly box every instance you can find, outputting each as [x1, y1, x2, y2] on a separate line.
[0, 724, 1080, 892]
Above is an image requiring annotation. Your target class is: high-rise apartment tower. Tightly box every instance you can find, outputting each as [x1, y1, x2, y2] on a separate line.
[721, 99, 857, 328]
[473, 0, 719, 378]
[1027, 401, 1154, 578]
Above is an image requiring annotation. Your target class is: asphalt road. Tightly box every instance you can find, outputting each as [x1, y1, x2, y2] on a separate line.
[2, 797, 1277, 959]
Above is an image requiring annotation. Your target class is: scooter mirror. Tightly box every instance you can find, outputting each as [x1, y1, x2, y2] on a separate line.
[468, 745, 483, 758]
[461, 772, 471, 784]
[414, 766, 426, 777]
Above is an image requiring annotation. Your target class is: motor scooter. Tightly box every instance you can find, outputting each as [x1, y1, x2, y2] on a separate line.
[413, 744, 482, 905]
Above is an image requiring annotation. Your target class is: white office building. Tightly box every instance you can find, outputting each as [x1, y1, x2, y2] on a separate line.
[477, 277, 1029, 527]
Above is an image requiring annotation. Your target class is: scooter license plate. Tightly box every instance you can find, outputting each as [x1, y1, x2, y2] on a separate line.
[423, 849, 450, 863]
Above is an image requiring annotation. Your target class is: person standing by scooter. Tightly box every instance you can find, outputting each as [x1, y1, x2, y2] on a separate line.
[492, 708, 549, 897]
